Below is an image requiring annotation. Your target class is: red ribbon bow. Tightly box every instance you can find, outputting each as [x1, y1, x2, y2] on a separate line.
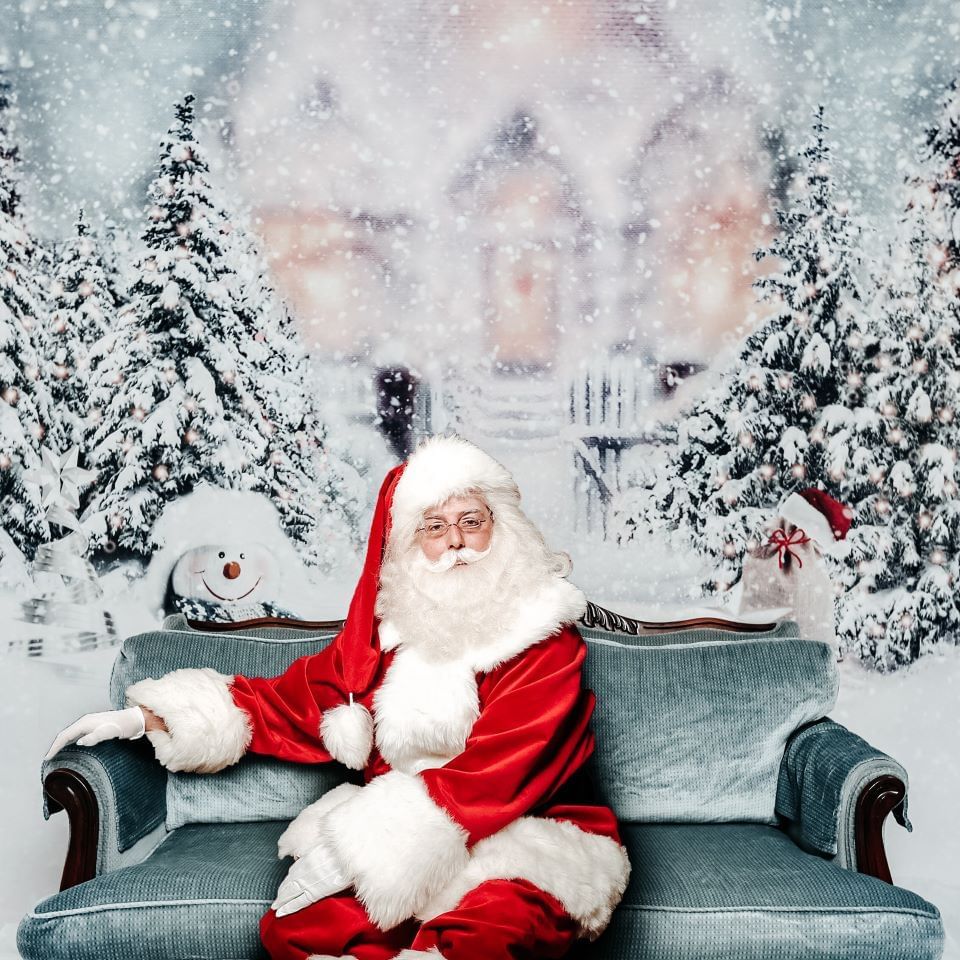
[768, 527, 811, 569]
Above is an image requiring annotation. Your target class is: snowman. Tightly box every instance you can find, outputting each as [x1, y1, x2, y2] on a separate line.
[139, 485, 318, 624]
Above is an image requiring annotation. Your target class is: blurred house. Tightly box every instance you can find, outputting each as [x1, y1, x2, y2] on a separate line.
[220, 0, 777, 511]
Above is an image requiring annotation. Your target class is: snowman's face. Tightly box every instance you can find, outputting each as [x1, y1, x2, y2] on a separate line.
[171, 544, 279, 604]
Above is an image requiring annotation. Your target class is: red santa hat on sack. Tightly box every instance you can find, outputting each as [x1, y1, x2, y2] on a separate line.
[778, 487, 853, 556]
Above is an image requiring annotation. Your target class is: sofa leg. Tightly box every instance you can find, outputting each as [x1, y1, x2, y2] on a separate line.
[44, 768, 99, 890]
[855, 774, 906, 884]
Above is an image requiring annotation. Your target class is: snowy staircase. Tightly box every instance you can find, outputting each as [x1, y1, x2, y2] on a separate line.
[458, 371, 565, 449]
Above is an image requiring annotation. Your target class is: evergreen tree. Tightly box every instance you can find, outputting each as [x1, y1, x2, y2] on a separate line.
[84, 95, 357, 565]
[632, 108, 868, 594]
[45, 210, 116, 453]
[831, 218, 960, 668]
[919, 77, 960, 307]
[0, 72, 54, 558]
[827, 81, 960, 668]
[84, 94, 265, 555]
[98, 216, 137, 310]
[217, 203, 364, 563]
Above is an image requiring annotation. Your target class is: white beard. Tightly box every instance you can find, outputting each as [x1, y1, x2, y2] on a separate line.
[375, 511, 561, 663]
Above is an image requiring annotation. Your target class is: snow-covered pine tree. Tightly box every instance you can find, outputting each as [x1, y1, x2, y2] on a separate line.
[0, 72, 54, 558]
[215, 201, 363, 564]
[44, 210, 117, 453]
[631, 107, 868, 595]
[920, 78, 960, 296]
[829, 217, 960, 668]
[826, 80, 960, 668]
[84, 95, 357, 566]
[98, 216, 137, 310]
[84, 95, 266, 556]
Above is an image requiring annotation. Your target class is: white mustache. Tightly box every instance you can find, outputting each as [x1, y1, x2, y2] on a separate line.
[418, 545, 492, 573]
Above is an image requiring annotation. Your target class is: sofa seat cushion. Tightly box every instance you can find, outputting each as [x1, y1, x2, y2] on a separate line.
[18, 821, 286, 960]
[591, 822, 944, 960]
[20, 821, 946, 960]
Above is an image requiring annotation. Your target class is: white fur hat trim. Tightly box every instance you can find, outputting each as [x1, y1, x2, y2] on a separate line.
[391, 435, 518, 533]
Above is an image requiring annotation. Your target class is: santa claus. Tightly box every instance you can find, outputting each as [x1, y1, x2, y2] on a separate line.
[46, 436, 631, 960]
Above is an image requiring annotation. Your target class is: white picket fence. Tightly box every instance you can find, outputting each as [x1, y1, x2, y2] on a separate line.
[568, 354, 663, 539]
[568, 353, 660, 434]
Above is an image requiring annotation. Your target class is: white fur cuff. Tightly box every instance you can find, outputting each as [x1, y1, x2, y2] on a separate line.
[393, 951, 444, 958]
[322, 770, 469, 930]
[278, 783, 363, 860]
[125, 667, 252, 773]
[320, 701, 374, 770]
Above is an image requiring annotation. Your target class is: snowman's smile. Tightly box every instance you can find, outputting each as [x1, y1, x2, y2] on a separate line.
[202, 576, 262, 602]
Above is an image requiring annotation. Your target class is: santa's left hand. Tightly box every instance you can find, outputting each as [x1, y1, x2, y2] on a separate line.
[271, 839, 350, 917]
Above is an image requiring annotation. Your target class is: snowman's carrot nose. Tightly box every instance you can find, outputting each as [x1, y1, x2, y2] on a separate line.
[223, 561, 241, 579]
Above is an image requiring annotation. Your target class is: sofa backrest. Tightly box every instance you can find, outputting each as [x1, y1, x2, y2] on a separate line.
[580, 619, 839, 825]
[110, 616, 355, 830]
[112, 614, 836, 831]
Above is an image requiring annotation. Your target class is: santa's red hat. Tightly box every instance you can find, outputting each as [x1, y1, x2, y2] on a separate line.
[778, 487, 853, 555]
[390, 435, 520, 538]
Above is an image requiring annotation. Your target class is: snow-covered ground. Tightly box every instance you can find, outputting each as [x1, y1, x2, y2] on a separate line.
[1, 553, 956, 959]
[831, 646, 960, 959]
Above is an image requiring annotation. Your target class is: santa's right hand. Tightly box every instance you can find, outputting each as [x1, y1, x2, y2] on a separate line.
[278, 783, 362, 860]
[44, 707, 147, 761]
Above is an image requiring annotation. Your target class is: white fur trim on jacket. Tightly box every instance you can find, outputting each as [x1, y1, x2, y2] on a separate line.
[321, 770, 470, 931]
[378, 577, 587, 676]
[469, 577, 587, 674]
[391, 436, 518, 534]
[393, 951, 444, 959]
[278, 783, 363, 860]
[417, 815, 631, 940]
[125, 668, 252, 773]
[320, 701, 374, 770]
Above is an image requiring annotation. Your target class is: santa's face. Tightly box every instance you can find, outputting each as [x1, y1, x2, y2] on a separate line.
[416, 494, 494, 565]
[376, 490, 553, 659]
[170, 544, 279, 604]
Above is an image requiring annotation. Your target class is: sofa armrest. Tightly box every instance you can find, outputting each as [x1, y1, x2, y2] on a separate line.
[775, 718, 911, 882]
[42, 739, 168, 890]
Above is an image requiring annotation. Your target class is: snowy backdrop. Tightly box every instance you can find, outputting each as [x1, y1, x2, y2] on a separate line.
[1, 0, 959, 956]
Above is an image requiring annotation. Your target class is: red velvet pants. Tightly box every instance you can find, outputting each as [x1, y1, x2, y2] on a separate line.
[259, 877, 581, 960]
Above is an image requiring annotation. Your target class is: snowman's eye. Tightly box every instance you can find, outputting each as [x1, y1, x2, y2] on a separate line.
[240, 553, 245, 559]
[218, 551, 225, 559]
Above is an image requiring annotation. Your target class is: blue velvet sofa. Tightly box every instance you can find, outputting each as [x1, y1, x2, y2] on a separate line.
[18, 605, 945, 960]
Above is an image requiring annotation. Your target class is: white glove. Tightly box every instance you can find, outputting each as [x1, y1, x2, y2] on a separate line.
[277, 783, 362, 861]
[44, 707, 147, 761]
[271, 838, 350, 917]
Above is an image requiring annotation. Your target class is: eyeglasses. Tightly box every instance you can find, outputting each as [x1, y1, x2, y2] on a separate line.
[416, 514, 493, 540]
